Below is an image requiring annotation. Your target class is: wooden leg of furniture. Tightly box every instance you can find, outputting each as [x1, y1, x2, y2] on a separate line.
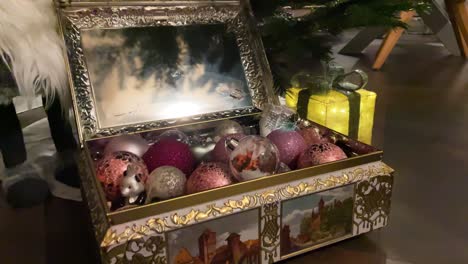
[445, 0, 468, 58]
[338, 27, 387, 55]
[372, 11, 416, 70]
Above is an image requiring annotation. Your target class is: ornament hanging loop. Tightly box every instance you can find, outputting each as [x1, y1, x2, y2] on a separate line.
[333, 69, 368, 91]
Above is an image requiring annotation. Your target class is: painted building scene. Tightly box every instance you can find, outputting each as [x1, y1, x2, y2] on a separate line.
[281, 185, 354, 256]
[168, 209, 260, 264]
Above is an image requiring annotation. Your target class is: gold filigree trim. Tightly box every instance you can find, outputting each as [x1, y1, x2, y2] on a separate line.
[353, 175, 394, 234]
[102, 235, 166, 264]
[102, 163, 392, 248]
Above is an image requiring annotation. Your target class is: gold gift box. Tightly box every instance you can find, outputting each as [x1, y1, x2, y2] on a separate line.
[56, 1, 393, 263]
[286, 83, 377, 144]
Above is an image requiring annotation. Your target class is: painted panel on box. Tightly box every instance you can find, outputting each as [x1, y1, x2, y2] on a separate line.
[280, 184, 354, 257]
[167, 209, 260, 264]
[353, 175, 393, 235]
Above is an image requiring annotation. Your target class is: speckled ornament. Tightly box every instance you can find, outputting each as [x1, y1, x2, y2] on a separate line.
[187, 162, 233, 194]
[96, 151, 149, 202]
[297, 143, 347, 169]
[143, 138, 195, 175]
[146, 166, 186, 200]
[229, 136, 279, 181]
[267, 129, 307, 169]
[212, 133, 245, 163]
[298, 127, 323, 145]
[213, 120, 244, 142]
[104, 135, 149, 157]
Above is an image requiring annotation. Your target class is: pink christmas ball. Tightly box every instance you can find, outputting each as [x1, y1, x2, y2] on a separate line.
[297, 143, 347, 169]
[104, 135, 149, 157]
[143, 138, 195, 175]
[96, 151, 149, 202]
[187, 162, 233, 194]
[298, 127, 323, 145]
[212, 133, 246, 163]
[267, 129, 307, 169]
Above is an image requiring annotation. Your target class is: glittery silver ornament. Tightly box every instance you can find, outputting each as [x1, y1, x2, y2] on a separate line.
[146, 166, 186, 201]
[213, 120, 244, 142]
[191, 142, 216, 162]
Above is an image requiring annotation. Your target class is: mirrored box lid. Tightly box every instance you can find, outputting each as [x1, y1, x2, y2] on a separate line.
[56, 0, 277, 145]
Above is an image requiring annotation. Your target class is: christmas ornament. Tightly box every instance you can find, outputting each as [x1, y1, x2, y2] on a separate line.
[213, 120, 244, 142]
[298, 127, 323, 145]
[267, 129, 307, 169]
[120, 164, 147, 205]
[228, 136, 279, 181]
[144, 129, 190, 145]
[104, 135, 149, 158]
[297, 143, 347, 169]
[187, 162, 233, 194]
[277, 162, 291, 173]
[143, 138, 195, 175]
[212, 133, 245, 164]
[96, 151, 148, 202]
[87, 141, 105, 164]
[191, 142, 216, 162]
[146, 166, 186, 201]
[259, 104, 296, 137]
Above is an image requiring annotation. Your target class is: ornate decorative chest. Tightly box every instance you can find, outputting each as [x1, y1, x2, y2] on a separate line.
[55, 0, 394, 263]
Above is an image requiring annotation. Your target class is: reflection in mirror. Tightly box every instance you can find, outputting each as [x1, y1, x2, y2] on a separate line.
[81, 24, 252, 128]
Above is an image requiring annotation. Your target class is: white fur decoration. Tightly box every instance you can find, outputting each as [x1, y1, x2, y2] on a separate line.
[0, 0, 69, 109]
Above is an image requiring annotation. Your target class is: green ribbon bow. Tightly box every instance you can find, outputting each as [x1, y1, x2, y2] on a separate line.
[291, 62, 368, 139]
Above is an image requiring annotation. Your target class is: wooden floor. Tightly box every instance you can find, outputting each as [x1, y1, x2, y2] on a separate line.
[1, 35, 467, 264]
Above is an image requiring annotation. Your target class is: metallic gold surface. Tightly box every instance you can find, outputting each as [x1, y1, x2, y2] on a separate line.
[77, 152, 111, 245]
[101, 162, 392, 248]
[353, 175, 394, 234]
[261, 202, 281, 264]
[101, 235, 166, 264]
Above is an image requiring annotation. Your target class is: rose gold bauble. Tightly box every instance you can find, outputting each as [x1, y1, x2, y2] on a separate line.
[104, 135, 149, 157]
[298, 127, 323, 145]
[297, 143, 347, 169]
[186, 162, 233, 194]
[96, 151, 149, 202]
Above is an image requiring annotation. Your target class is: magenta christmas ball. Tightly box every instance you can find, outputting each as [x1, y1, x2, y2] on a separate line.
[186, 162, 233, 194]
[267, 129, 307, 169]
[229, 136, 280, 181]
[142, 138, 195, 175]
[104, 135, 149, 158]
[297, 143, 347, 169]
[96, 151, 149, 202]
[298, 127, 323, 145]
[212, 133, 246, 163]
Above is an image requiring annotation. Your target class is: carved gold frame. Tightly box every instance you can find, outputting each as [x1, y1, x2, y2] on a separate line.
[57, 0, 277, 143]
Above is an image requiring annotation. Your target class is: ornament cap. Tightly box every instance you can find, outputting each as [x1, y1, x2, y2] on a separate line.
[225, 138, 240, 151]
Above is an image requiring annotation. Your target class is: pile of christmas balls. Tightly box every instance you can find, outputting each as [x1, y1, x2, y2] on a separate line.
[93, 120, 348, 211]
